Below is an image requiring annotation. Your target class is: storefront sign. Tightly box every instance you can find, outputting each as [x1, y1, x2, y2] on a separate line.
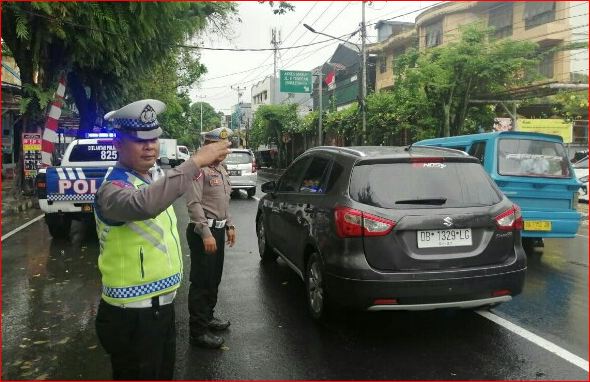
[517, 119, 573, 143]
[22, 133, 42, 179]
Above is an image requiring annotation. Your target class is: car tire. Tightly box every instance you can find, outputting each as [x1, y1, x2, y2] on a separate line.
[247, 188, 256, 198]
[305, 252, 332, 321]
[45, 213, 72, 240]
[257, 215, 277, 262]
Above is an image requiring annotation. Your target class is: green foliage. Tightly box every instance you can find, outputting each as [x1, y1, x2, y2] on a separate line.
[258, 1, 295, 15]
[2, 2, 237, 127]
[250, 104, 299, 165]
[552, 91, 589, 121]
[391, 23, 540, 138]
[20, 84, 55, 114]
[324, 104, 359, 143]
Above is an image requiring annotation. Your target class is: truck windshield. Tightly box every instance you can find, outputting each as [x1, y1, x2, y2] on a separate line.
[498, 139, 570, 178]
[69, 143, 118, 162]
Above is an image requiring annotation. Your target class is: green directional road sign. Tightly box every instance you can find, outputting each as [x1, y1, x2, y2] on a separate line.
[280, 70, 312, 93]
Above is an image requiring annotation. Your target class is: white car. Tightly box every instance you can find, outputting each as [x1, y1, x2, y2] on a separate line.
[573, 156, 588, 203]
[224, 149, 257, 197]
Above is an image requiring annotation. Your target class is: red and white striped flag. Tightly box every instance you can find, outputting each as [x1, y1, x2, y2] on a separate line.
[41, 73, 66, 166]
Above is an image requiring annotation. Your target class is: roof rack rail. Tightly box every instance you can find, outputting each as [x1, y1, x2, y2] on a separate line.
[308, 146, 366, 157]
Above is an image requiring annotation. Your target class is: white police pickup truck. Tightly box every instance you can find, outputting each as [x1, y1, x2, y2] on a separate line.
[35, 137, 119, 239]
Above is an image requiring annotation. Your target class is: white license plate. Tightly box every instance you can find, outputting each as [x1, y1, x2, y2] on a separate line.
[417, 228, 472, 248]
[228, 170, 241, 176]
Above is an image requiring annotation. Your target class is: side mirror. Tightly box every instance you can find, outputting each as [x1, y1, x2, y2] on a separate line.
[159, 156, 170, 166]
[261, 180, 277, 194]
[54, 158, 62, 166]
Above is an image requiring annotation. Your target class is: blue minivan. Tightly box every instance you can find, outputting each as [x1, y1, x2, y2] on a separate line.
[415, 131, 581, 248]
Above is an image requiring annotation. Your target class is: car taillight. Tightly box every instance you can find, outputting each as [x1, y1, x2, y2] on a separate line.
[334, 206, 395, 238]
[35, 173, 47, 199]
[494, 205, 523, 231]
[252, 159, 257, 173]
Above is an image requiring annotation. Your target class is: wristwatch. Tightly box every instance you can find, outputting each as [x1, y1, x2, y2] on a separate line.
[226, 225, 236, 231]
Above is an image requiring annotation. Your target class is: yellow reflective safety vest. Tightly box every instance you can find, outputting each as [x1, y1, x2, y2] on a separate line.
[94, 167, 182, 305]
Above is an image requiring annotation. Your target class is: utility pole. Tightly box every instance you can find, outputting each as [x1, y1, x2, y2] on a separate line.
[270, 28, 281, 104]
[231, 85, 246, 147]
[194, 95, 206, 148]
[360, 1, 367, 145]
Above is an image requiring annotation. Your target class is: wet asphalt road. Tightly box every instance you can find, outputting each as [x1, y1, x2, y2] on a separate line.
[2, 176, 588, 380]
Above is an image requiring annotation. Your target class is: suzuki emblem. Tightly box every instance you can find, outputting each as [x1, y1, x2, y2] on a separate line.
[443, 217, 453, 227]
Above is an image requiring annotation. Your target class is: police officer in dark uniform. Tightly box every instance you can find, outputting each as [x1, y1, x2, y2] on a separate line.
[186, 127, 236, 348]
[94, 100, 230, 379]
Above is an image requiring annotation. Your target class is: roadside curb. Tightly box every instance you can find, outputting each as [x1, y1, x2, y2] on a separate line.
[2, 197, 38, 218]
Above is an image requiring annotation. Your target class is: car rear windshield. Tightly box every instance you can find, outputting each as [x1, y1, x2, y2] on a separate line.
[498, 138, 570, 178]
[68, 143, 118, 162]
[225, 152, 252, 165]
[349, 161, 502, 209]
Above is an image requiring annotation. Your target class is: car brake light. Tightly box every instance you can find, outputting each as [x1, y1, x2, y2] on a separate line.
[494, 205, 523, 231]
[409, 157, 444, 163]
[492, 289, 511, 297]
[334, 206, 395, 238]
[252, 159, 257, 173]
[373, 298, 398, 305]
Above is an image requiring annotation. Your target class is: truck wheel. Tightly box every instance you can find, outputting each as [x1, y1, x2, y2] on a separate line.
[247, 188, 256, 198]
[45, 213, 72, 240]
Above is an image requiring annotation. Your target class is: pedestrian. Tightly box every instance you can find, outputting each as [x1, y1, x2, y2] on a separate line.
[186, 127, 236, 349]
[93, 99, 230, 380]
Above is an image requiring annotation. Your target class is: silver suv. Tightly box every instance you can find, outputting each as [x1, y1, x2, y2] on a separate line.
[224, 149, 257, 197]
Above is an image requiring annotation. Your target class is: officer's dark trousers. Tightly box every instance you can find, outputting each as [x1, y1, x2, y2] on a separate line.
[186, 223, 225, 337]
[95, 298, 176, 380]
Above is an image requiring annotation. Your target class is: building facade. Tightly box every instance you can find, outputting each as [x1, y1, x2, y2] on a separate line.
[413, 1, 588, 84]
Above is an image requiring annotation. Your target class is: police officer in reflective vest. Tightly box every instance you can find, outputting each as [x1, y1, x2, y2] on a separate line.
[94, 99, 230, 379]
[186, 127, 236, 349]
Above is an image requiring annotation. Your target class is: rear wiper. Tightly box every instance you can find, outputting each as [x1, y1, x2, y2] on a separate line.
[395, 197, 447, 205]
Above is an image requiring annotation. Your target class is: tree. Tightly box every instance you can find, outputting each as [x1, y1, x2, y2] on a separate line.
[392, 23, 540, 137]
[3, 2, 236, 131]
[250, 104, 299, 167]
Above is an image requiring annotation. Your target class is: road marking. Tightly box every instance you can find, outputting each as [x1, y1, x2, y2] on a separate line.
[1, 214, 45, 242]
[252, 196, 260, 201]
[477, 310, 589, 371]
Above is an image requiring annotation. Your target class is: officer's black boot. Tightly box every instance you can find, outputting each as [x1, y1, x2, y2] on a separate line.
[190, 331, 224, 349]
[208, 316, 230, 331]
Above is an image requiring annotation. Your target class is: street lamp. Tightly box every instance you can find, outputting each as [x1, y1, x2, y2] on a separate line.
[303, 18, 367, 145]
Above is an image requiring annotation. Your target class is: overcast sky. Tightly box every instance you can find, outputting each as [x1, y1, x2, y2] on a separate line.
[189, 1, 439, 113]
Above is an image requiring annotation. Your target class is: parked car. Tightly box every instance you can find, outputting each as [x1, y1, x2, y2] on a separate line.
[224, 148, 257, 197]
[573, 156, 588, 202]
[256, 146, 526, 320]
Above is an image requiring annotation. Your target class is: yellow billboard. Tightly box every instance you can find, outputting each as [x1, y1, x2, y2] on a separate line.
[517, 119, 572, 143]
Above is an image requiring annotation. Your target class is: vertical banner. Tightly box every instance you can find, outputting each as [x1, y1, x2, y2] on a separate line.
[22, 133, 42, 179]
[41, 73, 67, 166]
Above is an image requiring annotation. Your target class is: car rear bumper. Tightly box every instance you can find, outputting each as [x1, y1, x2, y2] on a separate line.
[230, 174, 257, 189]
[324, 267, 526, 311]
[39, 199, 93, 214]
[520, 209, 581, 238]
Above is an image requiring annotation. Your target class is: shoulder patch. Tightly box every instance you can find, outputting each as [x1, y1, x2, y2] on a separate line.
[110, 180, 134, 189]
